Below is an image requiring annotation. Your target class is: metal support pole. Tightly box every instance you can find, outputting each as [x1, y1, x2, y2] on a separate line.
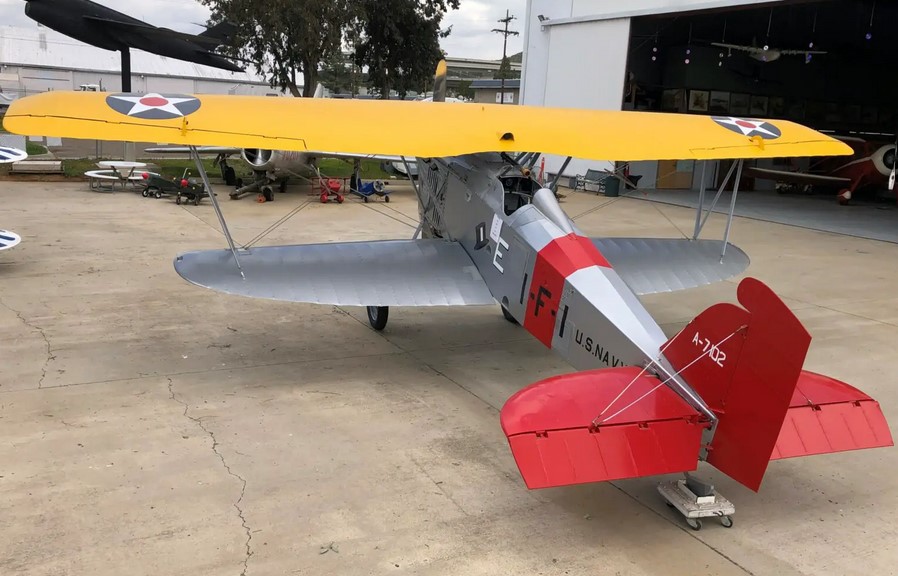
[551, 156, 573, 193]
[695, 160, 738, 239]
[190, 146, 244, 278]
[720, 159, 743, 261]
[693, 161, 707, 239]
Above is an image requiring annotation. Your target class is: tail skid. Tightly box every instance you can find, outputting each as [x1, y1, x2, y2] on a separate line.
[500, 277, 892, 492]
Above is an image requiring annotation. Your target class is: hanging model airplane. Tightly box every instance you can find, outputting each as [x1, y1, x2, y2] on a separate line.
[711, 41, 826, 63]
[0, 146, 27, 251]
[4, 78, 892, 526]
[22, 0, 242, 73]
[745, 135, 897, 204]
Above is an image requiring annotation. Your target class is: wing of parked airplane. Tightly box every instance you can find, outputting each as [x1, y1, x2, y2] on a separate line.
[2, 91, 852, 162]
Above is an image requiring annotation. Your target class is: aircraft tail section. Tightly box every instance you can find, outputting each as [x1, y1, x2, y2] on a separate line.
[501, 277, 892, 492]
[199, 21, 236, 44]
[662, 277, 893, 491]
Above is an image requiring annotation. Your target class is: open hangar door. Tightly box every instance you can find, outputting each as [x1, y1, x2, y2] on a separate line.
[623, 0, 898, 203]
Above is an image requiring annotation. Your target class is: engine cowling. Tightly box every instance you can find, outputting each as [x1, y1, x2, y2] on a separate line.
[871, 144, 896, 177]
[242, 148, 275, 171]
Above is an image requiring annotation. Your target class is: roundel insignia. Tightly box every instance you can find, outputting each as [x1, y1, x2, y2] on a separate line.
[0, 146, 28, 164]
[106, 92, 201, 120]
[712, 116, 782, 140]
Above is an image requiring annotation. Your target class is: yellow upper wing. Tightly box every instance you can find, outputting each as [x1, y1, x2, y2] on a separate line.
[2, 91, 851, 161]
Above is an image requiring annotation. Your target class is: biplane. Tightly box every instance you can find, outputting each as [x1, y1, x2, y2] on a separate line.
[0, 146, 26, 251]
[3, 74, 892, 523]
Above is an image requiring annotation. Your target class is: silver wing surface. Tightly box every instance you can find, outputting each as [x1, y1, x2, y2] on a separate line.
[592, 238, 750, 296]
[174, 239, 495, 306]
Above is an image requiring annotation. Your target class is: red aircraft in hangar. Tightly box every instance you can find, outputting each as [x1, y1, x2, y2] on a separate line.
[746, 135, 897, 204]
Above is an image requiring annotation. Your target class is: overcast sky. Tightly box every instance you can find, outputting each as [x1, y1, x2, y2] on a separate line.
[0, 0, 526, 60]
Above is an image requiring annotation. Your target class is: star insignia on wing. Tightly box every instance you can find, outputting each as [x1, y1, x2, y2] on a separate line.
[106, 93, 202, 120]
[712, 116, 782, 140]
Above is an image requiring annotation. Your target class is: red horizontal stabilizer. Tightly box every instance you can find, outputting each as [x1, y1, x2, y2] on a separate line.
[772, 371, 894, 459]
[500, 367, 705, 489]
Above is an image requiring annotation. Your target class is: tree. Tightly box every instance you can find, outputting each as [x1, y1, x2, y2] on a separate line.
[201, 0, 351, 97]
[352, 0, 459, 99]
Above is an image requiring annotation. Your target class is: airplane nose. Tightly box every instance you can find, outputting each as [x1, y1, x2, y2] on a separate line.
[884, 148, 896, 171]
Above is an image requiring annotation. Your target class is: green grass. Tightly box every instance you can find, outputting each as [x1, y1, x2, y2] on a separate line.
[62, 157, 222, 179]
[317, 158, 395, 179]
[25, 141, 47, 155]
[56, 156, 396, 180]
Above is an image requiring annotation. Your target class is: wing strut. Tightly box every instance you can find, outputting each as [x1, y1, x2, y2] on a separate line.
[691, 159, 744, 261]
[189, 145, 245, 279]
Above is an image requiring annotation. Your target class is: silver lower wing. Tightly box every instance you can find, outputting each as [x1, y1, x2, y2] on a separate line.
[174, 239, 495, 306]
[592, 238, 750, 296]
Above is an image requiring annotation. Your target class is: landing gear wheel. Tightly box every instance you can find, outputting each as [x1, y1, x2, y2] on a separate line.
[501, 306, 518, 325]
[176, 195, 182, 205]
[384, 195, 390, 203]
[262, 186, 274, 202]
[141, 188, 150, 197]
[223, 166, 236, 186]
[235, 177, 244, 189]
[154, 190, 162, 199]
[685, 518, 702, 531]
[367, 306, 389, 331]
[720, 516, 733, 528]
[336, 195, 344, 204]
[320, 193, 328, 204]
[363, 196, 370, 203]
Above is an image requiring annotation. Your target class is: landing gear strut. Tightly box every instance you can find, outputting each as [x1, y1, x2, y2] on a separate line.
[367, 306, 389, 331]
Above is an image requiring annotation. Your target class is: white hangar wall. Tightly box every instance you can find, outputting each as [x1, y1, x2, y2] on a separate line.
[521, 0, 784, 180]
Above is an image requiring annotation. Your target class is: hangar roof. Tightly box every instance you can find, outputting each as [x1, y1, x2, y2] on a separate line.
[0, 25, 265, 83]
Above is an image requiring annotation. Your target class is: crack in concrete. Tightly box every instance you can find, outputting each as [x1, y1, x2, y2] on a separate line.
[0, 296, 55, 389]
[167, 377, 253, 575]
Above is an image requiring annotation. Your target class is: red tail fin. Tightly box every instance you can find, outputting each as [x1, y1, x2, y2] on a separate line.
[664, 277, 892, 491]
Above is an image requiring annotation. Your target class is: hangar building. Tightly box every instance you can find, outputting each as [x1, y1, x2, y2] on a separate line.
[522, 0, 896, 191]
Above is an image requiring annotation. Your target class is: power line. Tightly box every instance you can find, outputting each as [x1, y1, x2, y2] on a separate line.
[491, 9, 518, 104]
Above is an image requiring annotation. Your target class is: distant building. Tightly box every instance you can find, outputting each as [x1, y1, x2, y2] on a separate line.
[0, 25, 279, 100]
[469, 79, 520, 105]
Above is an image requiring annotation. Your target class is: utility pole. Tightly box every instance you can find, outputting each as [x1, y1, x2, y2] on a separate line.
[492, 10, 518, 104]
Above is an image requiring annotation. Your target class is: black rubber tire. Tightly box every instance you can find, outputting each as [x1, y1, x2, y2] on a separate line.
[367, 306, 389, 331]
[176, 195, 181, 205]
[223, 166, 236, 186]
[262, 187, 274, 202]
[235, 177, 244, 189]
[154, 190, 162, 199]
[142, 188, 150, 197]
[501, 306, 519, 325]
[384, 195, 390, 203]
[364, 196, 369, 203]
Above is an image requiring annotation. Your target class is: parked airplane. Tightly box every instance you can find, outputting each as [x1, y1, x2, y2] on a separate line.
[0, 146, 26, 251]
[745, 135, 897, 204]
[712, 41, 826, 63]
[23, 0, 242, 72]
[5, 84, 892, 526]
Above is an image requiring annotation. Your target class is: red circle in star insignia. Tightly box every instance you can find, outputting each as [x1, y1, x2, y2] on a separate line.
[140, 96, 169, 106]
[711, 116, 782, 140]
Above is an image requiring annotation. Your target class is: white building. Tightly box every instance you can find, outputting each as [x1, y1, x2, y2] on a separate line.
[0, 25, 279, 100]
